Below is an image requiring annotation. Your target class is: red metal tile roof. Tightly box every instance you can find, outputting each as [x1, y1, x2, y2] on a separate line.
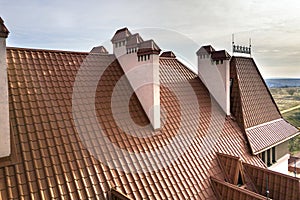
[216, 152, 241, 184]
[211, 177, 268, 200]
[0, 47, 267, 199]
[246, 119, 299, 154]
[214, 153, 300, 200]
[230, 56, 299, 154]
[243, 163, 300, 200]
[230, 56, 281, 128]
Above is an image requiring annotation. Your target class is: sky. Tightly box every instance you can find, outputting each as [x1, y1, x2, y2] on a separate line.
[1, 0, 300, 78]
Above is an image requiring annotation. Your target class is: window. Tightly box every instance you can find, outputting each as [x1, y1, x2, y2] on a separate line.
[267, 149, 271, 166]
[272, 147, 276, 163]
[261, 151, 265, 163]
[237, 171, 244, 186]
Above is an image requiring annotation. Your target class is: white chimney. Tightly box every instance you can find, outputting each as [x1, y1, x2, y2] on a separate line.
[0, 17, 10, 157]
[111, 28, 161, 130]
[197, 46, 231, 115]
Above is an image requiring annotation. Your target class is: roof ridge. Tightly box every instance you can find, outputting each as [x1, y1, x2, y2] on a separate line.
[245, 118, 282, 131]
[7, 46, 90, 54]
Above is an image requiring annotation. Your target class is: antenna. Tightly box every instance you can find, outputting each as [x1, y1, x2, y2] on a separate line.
[295, 158, 297, 177]
[232, 34, 235, 54]
[249, 38, 252, 56]
[232, 34, 252, 57]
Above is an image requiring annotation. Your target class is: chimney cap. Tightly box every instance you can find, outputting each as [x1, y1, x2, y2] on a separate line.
[111, 27, 132, 42]
[196, 45, 215, 56]
[0, 17, 9, 38]
[90, 46, 109, 54]
[160, 51, 176, 58]
[126, 33, 144, 48]
[211, 50, 231, 60]
[137, 40, 161, 56]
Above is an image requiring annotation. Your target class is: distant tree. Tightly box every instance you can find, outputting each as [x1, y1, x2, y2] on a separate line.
[287, 88, 296, 96]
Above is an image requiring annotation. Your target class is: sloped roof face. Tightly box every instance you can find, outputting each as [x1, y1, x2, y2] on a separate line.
[243, 163, 300, 200]
[230, 56, 299, 154]
[246, 119, 299, 154]
[214, 153, 300, 200]
[0, 48, 264, 200]
[211, 177, 268, 200]
[230, 57, 281, 128]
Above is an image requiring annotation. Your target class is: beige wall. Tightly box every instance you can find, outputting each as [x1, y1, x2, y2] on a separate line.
[276, 140, 289, 160]
[0, 37, 10, 158]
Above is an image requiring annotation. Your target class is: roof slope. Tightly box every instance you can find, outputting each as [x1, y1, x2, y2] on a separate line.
[230, 57, 299, 154]
[0, 48, 264, 199]
[230, 57, 281, 128]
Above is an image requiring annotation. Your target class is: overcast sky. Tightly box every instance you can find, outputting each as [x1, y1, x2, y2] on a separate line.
[1, 0, 300, 78]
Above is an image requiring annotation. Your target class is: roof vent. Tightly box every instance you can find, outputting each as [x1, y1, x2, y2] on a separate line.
[160, 51, 176, 58]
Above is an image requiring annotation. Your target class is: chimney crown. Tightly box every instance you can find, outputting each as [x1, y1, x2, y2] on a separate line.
[211, 50, 231, 61]
[137, 40, 161, 56]
[126, 33, 143, 48]
[196, 45, 215, 56]
[111, 27, 131, 43]
[0, 17, 9, 38]
[160, 51, 176, 58]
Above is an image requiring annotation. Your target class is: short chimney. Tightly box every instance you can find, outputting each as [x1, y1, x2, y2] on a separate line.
[0, 17, 10, 157]
[111, 28, 161, 130]
[197, 45, 231, 115]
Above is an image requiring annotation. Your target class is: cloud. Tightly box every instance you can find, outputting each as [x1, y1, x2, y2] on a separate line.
[1, 0, 300, 77]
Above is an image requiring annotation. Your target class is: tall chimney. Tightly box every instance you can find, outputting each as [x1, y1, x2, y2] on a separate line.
[111, 28, 161, 130]
[197, 46, 231, 115]
[0, 17, 10, 157]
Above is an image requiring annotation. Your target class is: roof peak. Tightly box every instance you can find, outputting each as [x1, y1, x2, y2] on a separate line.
[90, 45, 109, 54]
[111, 27, 132, 42]
[160, 51, 176, 58]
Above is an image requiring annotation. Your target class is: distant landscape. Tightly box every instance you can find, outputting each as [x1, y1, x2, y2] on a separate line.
[266, 78, 300, 88]
[266, 79, 300, 155]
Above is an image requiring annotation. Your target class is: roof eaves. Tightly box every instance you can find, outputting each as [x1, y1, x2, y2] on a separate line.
[251, 130, 300, 155]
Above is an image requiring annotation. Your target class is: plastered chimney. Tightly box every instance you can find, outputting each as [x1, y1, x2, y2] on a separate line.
[197, 46, 231, 115]
[0, 17, 10, 157]
[111, 28, 161, 130]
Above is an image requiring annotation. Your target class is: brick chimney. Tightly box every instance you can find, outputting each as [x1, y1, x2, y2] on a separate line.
[197, 46, 231, 115]
[111, 28, 161, 130]
[0, 17, 10, 157]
